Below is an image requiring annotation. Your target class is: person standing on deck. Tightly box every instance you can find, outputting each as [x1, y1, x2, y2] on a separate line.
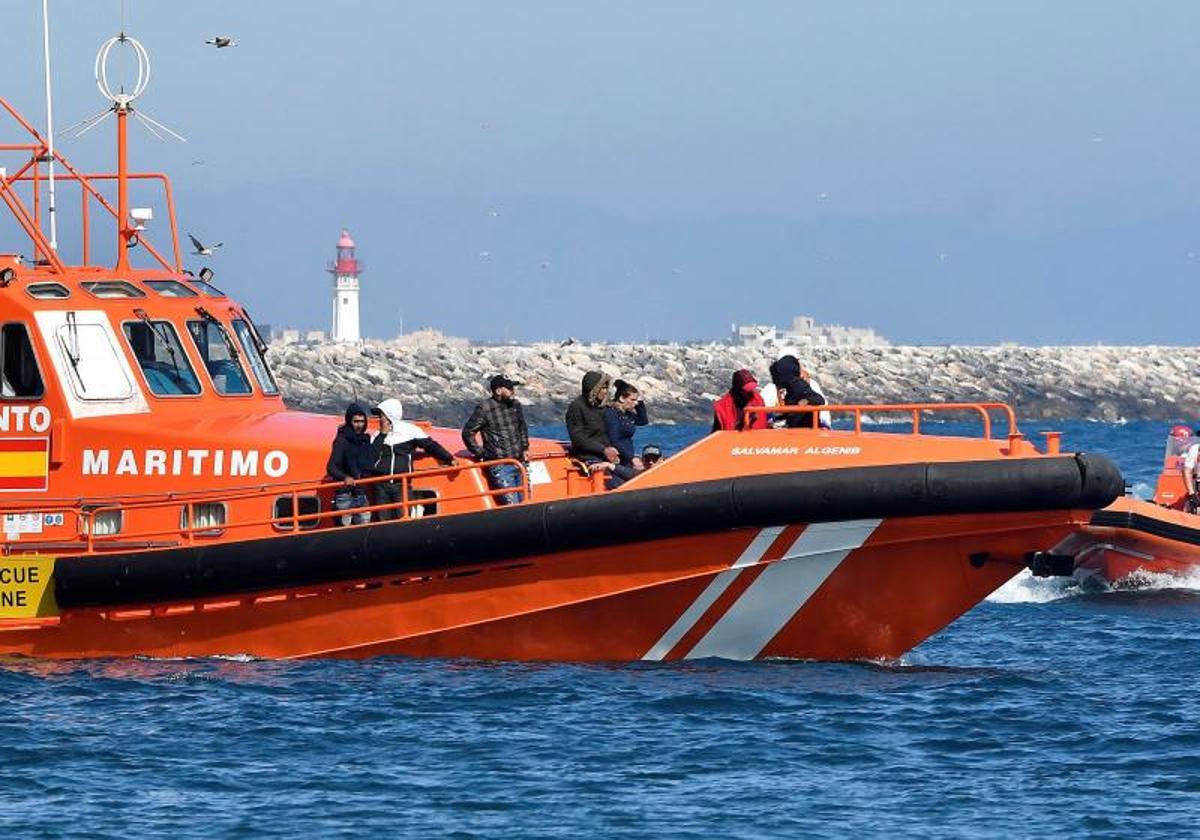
[461, 375, 530, 505]
[326, 402, 377, 525]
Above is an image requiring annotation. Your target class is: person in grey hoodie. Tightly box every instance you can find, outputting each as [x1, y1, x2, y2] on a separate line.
[371, 398, 457, 521]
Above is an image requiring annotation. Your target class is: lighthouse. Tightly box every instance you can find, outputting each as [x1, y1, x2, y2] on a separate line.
[328, 228, 362, 342]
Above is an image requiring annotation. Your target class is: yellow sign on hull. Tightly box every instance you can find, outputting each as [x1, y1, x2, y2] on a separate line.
[0, 555, 58, 618]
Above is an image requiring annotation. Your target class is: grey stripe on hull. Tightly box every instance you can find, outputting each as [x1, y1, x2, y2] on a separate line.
[685, 518, 883, 661]
[641, 526, 785, 661]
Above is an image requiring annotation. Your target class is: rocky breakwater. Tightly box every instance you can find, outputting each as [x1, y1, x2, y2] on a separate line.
[268, 340, 1200, 426]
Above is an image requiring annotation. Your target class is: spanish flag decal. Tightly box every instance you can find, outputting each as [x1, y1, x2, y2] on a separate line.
[0, 438, 50, 492]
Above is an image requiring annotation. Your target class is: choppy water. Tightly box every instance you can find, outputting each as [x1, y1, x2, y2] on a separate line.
[2, 420, 1198, 838]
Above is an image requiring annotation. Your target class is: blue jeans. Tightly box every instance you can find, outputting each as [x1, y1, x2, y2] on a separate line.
[485, 464, 526, 506]
[333, 488, 370, 525]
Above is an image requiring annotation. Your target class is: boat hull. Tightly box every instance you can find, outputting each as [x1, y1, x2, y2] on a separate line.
[1, 512, 1078, 661]
[1059, 496, 1200, 585]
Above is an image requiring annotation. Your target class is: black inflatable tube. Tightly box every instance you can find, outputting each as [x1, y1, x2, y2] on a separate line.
[1089, 508, 1200, 546]
[54, 454, 1122, 609]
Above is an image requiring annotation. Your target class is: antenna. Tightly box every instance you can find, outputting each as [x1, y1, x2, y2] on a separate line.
[59, 32, 185, 271]
[40, 0, 57, 250]
[62, 33, 186, 142]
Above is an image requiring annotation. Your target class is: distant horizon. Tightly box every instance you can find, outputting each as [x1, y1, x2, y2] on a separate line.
[5, 3, 1200, 344]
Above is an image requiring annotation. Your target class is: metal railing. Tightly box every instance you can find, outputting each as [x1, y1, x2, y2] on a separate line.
[0, 458, 530, 554]
[742, 402, 1019, 440]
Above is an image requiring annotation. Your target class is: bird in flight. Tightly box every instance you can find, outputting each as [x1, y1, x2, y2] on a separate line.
[205, 36, 237, 48]
[189, 233, 223, 256]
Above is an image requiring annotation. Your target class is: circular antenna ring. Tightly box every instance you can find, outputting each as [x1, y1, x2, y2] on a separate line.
[95, 34, 151, 109]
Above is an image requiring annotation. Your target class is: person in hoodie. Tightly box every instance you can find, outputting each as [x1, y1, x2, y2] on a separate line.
[326, 402, 377, 526]
[604, 379, 650, 484]
[768, 355, 826, 429]
[371, 398, 458, 521]
[565, 371, 619, 466]
[712, 369, 769, 431]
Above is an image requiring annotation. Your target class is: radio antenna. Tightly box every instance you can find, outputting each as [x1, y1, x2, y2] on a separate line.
[40, 0, 58, 250]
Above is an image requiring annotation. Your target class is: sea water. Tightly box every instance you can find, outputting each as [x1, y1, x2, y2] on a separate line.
[0, 420, 1196, 838]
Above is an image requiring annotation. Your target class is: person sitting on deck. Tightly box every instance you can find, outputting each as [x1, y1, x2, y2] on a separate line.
[326, 402, 377, 526]
[461, 374, 530, 505]
[712, 369, 769, 431]
[371, 398, 458, 521]
[768, 355, 827, 429]
[604, 380, 650, 486]
[565, 371, 619, 472]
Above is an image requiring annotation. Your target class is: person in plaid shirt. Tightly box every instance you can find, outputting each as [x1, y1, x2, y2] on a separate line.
[461, 374, 530, 504]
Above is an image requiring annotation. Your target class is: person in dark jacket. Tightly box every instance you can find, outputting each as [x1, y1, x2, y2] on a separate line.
[769, 355, 825, 429]
[604, 379, 649, 485]
[371, 398, 457, 521]
[461, 374, 530, 505]
[326, 402, 377, 525]
[712, 369, 769, 431]
[565, 371, 619, 466]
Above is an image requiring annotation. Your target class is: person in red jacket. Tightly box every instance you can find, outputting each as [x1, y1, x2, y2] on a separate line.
[712, 369, 769, 431]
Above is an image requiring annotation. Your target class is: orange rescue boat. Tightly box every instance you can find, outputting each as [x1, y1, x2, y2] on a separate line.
[0, 34, 1123, 660]
[1057, 427, 1200, 586]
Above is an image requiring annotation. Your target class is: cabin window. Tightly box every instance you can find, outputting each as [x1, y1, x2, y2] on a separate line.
[55, 319, 134, 400]
[232, 319, 279, 395]
[81, 280, 146, 299]
[180, 502, 226, 536]
[145, 280, 198, 298]
[186, 319, 253, 395]
[273, 496, 321, 531]
[0, 323, 45, 399]
[26, 282, 70, 300]
[122, 319, 202, 396]
[190, 280, 226, 298]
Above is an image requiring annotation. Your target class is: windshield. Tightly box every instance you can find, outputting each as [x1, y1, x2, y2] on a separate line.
[186, 319, 252, 395]
[123, 320, 201, 396]
[232, 319, 279, 395]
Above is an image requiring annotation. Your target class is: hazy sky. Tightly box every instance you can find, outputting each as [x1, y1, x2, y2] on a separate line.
[4, 2, 1200, 344]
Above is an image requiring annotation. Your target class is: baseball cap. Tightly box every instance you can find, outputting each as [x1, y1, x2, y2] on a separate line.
[489, 374, 522, 391]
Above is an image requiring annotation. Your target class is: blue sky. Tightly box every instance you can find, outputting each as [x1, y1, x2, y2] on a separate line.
[3, 2, 1200, 344]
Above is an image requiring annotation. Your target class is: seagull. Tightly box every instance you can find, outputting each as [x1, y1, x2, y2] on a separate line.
[189, 233, 223, 256]
[205, 36, 236, 48]
[560, 337, 577, 347]
[487, 209, 501, 217]
[478, 250, 490, 258]
[540, 260, 551, 270]
[191, 159, 206, 166]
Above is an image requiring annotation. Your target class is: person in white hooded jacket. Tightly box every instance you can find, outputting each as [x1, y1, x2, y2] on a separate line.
[370, 398, 458, 520]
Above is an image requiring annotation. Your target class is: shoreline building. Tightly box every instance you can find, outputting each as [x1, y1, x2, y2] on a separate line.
[732, 315, 888, 348]
[328, 229, 362, 343]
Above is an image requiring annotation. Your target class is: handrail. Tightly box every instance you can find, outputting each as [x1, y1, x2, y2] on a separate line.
[742, 402, 1019, 440]
[77, 458, 531, 551]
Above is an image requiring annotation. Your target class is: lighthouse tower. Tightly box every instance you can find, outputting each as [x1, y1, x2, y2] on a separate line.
[328, 229, 362, 343]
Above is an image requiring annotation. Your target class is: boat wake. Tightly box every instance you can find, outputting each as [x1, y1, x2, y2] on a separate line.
[988, 566, 1200, 604]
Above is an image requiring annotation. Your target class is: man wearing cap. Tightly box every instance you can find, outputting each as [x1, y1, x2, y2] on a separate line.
[461, 374, 530, 505]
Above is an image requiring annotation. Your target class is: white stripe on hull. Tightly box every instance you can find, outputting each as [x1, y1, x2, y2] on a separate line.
[685, 518, 882, 661]
[641, 526, 784, 661]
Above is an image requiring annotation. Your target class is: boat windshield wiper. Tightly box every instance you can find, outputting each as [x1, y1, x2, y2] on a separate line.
[194, 306, 241, 362]
[62, 311, 85, 392]
[238, 306, 270, 356]
[134, 307, 186, 382]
